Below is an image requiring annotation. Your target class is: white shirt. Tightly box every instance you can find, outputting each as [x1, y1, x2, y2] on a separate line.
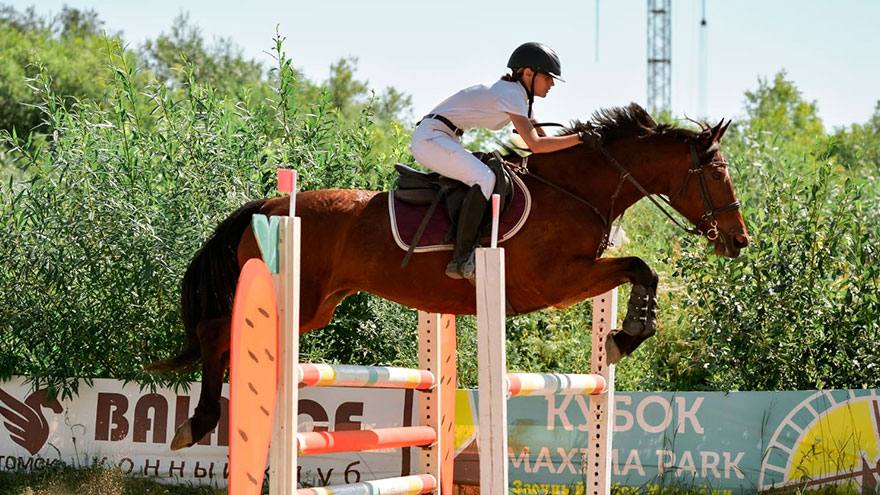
[428, 80, 529, 131]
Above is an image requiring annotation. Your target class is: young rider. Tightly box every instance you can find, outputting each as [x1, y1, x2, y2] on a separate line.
[410, 42, 593, 279]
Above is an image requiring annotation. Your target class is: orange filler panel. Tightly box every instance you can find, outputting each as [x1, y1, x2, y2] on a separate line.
[229, 258, 279, 495]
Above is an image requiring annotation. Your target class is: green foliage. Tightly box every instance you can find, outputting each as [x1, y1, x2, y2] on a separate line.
[649, 73, 880, 391]
[827, 101, 880, 177]
[0, 7, 120, 141]
[743, 71, 825, 145]
[0, 30, 411, 397]
[1, 4, 878, 400]
[140, 13, 264, 99]
[671, 155, 880, 391]
[324, 56, 413, 123]
[300, 294, 419, 367]
[326, 57, 368, 114]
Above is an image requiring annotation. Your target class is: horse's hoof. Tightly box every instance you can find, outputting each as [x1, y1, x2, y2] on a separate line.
[605, 336, 623, 365]
[170, 420, 194, 451]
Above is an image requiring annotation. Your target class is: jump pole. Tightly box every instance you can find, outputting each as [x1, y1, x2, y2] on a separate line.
[475, 194, 615, 495]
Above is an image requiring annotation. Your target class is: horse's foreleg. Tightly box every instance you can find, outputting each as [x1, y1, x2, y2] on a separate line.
[618, 258, 659, 338]
[170, 317, 230, 450]
[572, 257, 658, 364]
[608, 257, 658, 363]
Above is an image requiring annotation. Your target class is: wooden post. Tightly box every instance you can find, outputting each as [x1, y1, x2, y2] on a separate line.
[270, 215, 300, 495]
[589, 291, 616, 495]
[475, 247, 508, 493]
[418, 312, 457, 495]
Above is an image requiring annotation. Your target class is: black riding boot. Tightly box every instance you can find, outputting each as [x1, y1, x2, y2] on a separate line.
[445, 185, 489, 280]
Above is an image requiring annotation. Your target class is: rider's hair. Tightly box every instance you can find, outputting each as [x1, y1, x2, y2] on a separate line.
[500, 68, 525, 82]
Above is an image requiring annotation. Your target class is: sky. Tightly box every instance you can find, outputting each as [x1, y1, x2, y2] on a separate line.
[12, 0, 880, 129]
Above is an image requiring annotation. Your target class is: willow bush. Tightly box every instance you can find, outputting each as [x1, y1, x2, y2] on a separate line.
[2, 20, 879, 399]
[0, 34, 413, 397]
[632, 74, 880, 390]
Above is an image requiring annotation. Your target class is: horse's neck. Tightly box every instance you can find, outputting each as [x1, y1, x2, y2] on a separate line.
[527, 143, 667, 221]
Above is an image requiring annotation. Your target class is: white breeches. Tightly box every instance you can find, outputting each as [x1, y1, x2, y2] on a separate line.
[409, 119, 495, 199]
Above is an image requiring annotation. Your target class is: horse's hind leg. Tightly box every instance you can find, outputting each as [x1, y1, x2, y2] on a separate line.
[170, 317, 230, 450]
[167, 283, 349, 450]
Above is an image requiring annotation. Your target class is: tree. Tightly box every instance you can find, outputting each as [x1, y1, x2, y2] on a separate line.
[742, 70, 824, 144]
[828, 100, 880, 175]
[326, 56, 369, 113]
[375, 86, 413, 123]
[139, 13, 263, 95]
[0, 6, 119, 140]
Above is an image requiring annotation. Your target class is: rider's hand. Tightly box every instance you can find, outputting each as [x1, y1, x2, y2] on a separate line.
[578, 129, 602, 150]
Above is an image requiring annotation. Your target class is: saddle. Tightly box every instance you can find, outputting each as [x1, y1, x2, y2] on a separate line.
[395, 152, 514, 213]
[391, 153, 528, 267]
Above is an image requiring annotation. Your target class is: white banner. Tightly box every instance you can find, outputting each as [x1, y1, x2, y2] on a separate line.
[0, 376, 412, 488]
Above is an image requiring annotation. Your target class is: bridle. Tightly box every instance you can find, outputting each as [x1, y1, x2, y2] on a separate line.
[598, 142, 740, 241]
[514, 133, 741, 245]
[681, 144, 741, 240]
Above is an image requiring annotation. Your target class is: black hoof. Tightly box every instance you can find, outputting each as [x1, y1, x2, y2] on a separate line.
[611, 330, 654, 358]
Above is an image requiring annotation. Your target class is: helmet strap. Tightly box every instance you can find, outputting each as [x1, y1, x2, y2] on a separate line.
[528, 75, 535, 118]
[517, 70, 535, 118]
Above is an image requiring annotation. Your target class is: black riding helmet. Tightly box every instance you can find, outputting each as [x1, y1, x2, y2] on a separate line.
[507, 42, 563, 118]
[507, 42, 564, 82]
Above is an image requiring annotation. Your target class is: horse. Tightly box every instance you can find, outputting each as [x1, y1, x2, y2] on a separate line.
[148, 103, 750, 450]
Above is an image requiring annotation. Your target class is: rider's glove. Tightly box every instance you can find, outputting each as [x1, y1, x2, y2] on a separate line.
[578, 129, 602, 150]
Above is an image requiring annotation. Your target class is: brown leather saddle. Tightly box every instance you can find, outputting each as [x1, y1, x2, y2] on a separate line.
[390, 153, 531, 267]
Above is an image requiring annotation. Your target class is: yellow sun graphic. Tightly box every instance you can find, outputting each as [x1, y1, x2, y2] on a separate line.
[760, 391, 880, 491]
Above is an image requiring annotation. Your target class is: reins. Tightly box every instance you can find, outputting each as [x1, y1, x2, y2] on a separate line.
[596, 146, 701, 236]
[511, 122, 740, 243]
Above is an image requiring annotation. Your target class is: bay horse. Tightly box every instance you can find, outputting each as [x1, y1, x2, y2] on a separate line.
[149, 103, 750, 450]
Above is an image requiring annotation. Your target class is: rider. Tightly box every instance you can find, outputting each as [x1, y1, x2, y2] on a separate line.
[410, 42, 595, 279]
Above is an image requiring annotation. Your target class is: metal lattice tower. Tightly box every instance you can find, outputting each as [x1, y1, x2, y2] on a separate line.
[647, 0, 671, 114]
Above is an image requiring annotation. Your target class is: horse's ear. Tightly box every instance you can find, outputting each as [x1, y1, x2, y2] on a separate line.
[697, 124, 714, 148]
[696, 120, 724, 156]
[717, 119, 731, 141]
[710, 120, 724, 139]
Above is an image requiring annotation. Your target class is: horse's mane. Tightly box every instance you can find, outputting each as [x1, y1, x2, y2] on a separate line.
[560, 102, 703, 144]
[496, 102, 708, 159]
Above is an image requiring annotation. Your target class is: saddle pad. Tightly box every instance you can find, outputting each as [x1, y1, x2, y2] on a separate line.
[389, 173, 532, 253]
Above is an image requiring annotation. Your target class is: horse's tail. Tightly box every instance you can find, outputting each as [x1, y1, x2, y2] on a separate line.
[146, 198, 268, 373]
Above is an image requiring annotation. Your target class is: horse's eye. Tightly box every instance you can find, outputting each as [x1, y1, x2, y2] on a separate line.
[711, 168, 724, 180]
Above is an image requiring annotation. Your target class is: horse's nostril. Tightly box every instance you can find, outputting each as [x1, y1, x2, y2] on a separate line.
[734, 233, 750, 248]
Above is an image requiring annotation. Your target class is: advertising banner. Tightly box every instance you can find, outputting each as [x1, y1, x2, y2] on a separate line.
[1, 377, 877, 492]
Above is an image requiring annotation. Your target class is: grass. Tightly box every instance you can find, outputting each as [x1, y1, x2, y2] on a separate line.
[0, 465, 224, 495]
[0, 466, 869, 494]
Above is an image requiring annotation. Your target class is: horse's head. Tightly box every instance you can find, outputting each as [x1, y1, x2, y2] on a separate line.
[664, 119, 750, 257]
[561, 103, 749, 257]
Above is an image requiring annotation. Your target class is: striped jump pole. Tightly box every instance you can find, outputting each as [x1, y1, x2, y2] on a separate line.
[230, 169, 456, 495]
[475, 194, 615, 495]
